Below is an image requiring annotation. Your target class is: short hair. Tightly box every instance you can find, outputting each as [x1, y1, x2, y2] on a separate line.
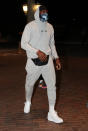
[39, 5, 47, 11]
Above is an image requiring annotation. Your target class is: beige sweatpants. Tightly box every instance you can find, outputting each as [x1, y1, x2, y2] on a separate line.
[25, 56, 56, 105]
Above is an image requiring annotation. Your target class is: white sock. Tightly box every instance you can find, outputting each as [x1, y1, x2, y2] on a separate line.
[49, 105, 55, 113]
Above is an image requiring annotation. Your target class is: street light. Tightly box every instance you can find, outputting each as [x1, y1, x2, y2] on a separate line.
[22, 4, 28, 15]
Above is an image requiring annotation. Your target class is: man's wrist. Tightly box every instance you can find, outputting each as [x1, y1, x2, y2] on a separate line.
[56, 57, 60, 64]
[36, 50, 40, 55]
[56, 57, 60, 61]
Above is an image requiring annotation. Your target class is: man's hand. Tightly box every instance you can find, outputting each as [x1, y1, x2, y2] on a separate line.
[37, 50, 47, 62]
[55, 58, 61, 70]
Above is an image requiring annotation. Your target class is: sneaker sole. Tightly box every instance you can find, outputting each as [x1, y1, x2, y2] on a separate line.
[47, 114, 63, 124]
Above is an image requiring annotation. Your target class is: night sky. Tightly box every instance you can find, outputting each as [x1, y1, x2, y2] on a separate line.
[0, 0, 88, 37]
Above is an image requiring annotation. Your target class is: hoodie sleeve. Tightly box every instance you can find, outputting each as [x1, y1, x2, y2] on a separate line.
[49, 26, 59, 59]
[21, 24, 38, 54]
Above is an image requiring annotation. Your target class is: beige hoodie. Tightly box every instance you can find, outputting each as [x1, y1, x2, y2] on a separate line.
[21, 6, 59, 59]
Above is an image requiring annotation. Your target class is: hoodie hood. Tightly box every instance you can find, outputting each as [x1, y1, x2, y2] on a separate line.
[34, 6, 40, 21]
[34, 5, 48, 22]
[34, 5, 47, 30]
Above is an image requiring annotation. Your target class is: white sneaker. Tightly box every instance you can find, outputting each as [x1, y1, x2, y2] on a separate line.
[47, 111, 63, 123]
[24, 101, 31, 113]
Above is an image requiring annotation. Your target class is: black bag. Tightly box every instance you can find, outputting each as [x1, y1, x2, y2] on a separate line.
[32, 55, 49, 66]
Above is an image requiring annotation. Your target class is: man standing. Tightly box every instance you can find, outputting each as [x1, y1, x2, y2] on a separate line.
[21, 5, 63, 124]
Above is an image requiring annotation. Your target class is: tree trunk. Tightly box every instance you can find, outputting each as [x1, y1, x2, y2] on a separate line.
[27, 0, 35, 23]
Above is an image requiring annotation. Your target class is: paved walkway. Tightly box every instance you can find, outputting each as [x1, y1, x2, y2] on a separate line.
[0, 47, 88, 131]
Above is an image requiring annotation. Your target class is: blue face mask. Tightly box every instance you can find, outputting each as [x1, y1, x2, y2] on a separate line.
[40, 13, 48, 22]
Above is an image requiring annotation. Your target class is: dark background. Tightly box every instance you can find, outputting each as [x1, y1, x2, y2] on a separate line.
[0, 0, 88, 44]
